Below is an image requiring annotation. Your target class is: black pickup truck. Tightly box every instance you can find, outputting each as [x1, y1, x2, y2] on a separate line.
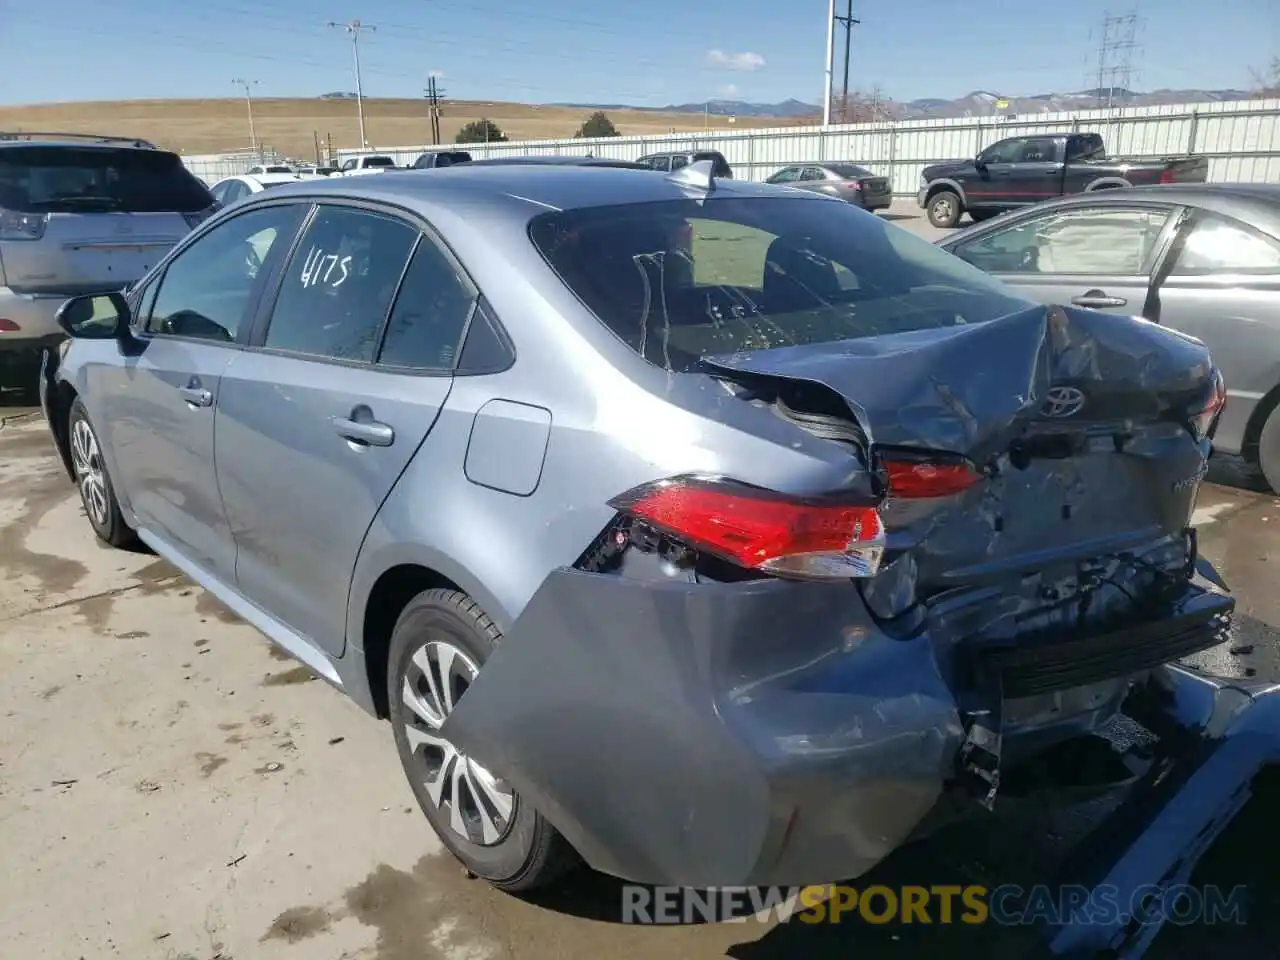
[917, 131, 1209, 228]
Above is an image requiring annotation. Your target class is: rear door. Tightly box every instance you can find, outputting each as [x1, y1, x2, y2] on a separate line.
[99, 201, 307, 581]
[946, 201, 1180, 315]
[0, 145, 213, 295]
[214, 202, 475, 656]
[1151, 209, 1280, 455]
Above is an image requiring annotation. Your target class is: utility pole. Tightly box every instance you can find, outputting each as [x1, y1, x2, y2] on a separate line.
[232, 78, 260, 154]
[822, 0, 836, 126]
[424, 74, 445, 144]
[329, 19, 375, 148]
[835, 1, 860, 123]
[1093, 10, 1140, 111]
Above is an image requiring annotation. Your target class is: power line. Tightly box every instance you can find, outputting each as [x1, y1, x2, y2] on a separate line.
[1093, 9, 1141, 111]
[328, 19, 376, 147]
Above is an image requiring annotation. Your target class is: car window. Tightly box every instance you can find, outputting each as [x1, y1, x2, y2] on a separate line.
[800, 167, 826, 182]
[0, 145, 212, 214]
[1171, 213, 1280, 276]
[223, 181, 249, 205]
[148, 204, 302, 342]
[951, 206, 1171, 276]
[829, 163, 873, 178]
[210, 181, 230, 204]
[342, 159, 356, 171]
[364, 156, 395, 168]
[377, 237, 476, 370]
[769, 167, 800, 184]
[670, 155, 689, 170]
[650, 156, 671, 172]
[263, 205, 418, 362]
[1018, 138, 1057, 163]
[978, 139, 1025, 165]
[529, 196, 1029, 372]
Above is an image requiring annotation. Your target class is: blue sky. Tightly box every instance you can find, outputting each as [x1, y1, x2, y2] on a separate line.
[1, 0, 1276, 107]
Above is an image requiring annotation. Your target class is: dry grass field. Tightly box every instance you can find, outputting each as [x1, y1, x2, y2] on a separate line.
[0, 97, 813, 159]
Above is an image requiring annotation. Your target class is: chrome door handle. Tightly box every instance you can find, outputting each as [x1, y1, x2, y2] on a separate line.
[1071, 294, 1127, 309]
[178, 385, 213, 407]
[332, 414, 394, 447]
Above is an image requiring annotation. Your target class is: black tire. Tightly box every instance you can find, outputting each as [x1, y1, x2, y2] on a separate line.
[927, 190, 963, 228]
[67, 398, 136, 548]
[388, 588, 578, 892]
[1256, 406, 1280, 494]
[968, 209, 997, 223]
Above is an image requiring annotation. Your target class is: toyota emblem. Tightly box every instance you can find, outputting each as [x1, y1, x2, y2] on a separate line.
[1041, 386, 1086, 418]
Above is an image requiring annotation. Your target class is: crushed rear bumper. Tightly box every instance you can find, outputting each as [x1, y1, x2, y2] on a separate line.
[439, 565, 1237, 896]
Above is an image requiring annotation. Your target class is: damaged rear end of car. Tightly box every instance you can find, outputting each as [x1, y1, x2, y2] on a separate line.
[437, 186, 1233, 890]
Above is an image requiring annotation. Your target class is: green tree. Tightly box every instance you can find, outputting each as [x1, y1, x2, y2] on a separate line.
[456, 118, 508, 144]
[574, 111, 620, 138]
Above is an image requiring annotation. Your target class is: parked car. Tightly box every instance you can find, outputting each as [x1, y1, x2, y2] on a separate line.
[765, 162, 892, 211]
[409, 150, 473, 169]
[41, 162, 1229, 896]
[937, 182, 1280, 490]
[335, 154, 398, 176]
[297, 165, 340, 177]
[918, 132, 1210, 228]
[208, 173, 304, 206]
[635, 149, 733, 178]
[247, 164, 295, 175]
[0, 133, 215, 379]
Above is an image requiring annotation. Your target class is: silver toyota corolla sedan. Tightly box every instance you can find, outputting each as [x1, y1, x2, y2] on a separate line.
[39, 162, 1231, 893]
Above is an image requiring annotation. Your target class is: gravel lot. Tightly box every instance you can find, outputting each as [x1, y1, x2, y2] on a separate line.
[2, 201, 1278, 959]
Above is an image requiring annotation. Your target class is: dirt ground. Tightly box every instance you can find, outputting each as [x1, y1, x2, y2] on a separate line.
[0, 97, 806, 161]
[2, 205, 1279, 959]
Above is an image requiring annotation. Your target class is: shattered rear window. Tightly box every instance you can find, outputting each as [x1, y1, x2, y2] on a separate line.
[528, 196, 1031, 371]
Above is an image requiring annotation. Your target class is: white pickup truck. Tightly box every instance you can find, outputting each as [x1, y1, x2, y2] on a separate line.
[334, 154, 398, 177]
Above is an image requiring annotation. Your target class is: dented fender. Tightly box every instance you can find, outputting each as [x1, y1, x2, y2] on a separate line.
[440, 567, 963, 887]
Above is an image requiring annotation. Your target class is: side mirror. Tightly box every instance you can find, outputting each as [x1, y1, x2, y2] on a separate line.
[974, 155, 987, 170]
[55, 291, 132, 341]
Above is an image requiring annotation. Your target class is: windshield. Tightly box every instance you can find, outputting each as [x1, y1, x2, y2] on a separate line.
[0, 146, 213, 214]
[829, 163, 874, 178]
[529, 197, 1030, 371]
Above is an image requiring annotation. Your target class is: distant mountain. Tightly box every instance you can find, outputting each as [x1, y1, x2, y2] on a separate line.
[319, 92, 359, 100]
[547, 86, 1260, 122]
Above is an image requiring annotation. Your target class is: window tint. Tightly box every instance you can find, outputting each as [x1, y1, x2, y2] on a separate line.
[457, 300, 514, 373]
[378, 238, 476, 370]
[650, 156, 672, 172]
[364, 156, 396, 168]
[149, 204, 300, 342]
[670, 155, 689, 170]
[1017, 138, 1057, 162]
[264, 206, 417, 362]
[1172, 214, 1280, 275]
[0, 146, 213, 214]
[799, 167, 826, 181]
[952, 206, 1171, 276]
[978, 139, 1025, 164]
[829, 163, 873, 178]
[529, 197, 1028, 371]
[341, 159, 356, 171]
[769, 167, 800, 184]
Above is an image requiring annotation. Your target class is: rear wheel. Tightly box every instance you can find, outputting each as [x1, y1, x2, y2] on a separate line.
[927, 190, 963, 228]
[968, 210, 997, 223]
[1256, 406, 1280, 494]
[68, 399, 136, 547]
[388, 588, 578, 892]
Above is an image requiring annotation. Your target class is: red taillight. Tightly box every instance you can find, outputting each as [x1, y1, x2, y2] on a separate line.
[1159, 168, 1176, 184]
[608, 476, 885, 581]
[0, 319, 19, 332]
[1191, 369, 1226, 441]
[882, 457, 982, 498]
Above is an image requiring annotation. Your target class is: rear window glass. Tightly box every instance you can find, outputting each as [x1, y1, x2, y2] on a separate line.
[264, 165, 292, 173]
[0, 146, 213, 213]
[529, 197, 1029, 371]
[829, 163, 874, 178]
[364, 156, 396, 168]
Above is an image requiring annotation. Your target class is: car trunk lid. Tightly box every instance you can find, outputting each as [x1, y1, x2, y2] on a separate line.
[701, 303, 1219, 595]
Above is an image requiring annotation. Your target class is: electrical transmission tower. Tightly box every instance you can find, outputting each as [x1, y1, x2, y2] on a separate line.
[1093, 10, 1141, 111]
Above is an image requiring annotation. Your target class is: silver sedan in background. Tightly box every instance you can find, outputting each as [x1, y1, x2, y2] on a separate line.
[939, 184, 1280, 490]
[765, 162, 893, 211]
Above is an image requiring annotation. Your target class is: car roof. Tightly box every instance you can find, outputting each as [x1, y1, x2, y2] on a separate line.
[458, 155, 647, 169]
[0, 133, 158, 150]
[250, 163, 802, 221]
[943, 183, 1280, 244]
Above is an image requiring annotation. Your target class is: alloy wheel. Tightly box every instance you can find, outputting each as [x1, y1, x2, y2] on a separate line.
[70, 418, 109, 527]
[401, 639, 516, 846]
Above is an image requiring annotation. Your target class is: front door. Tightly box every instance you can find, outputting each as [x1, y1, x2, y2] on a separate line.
[215, 203, 477, 656]
[100, 203, 305, 581]
[947, 202, 1178, 317]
